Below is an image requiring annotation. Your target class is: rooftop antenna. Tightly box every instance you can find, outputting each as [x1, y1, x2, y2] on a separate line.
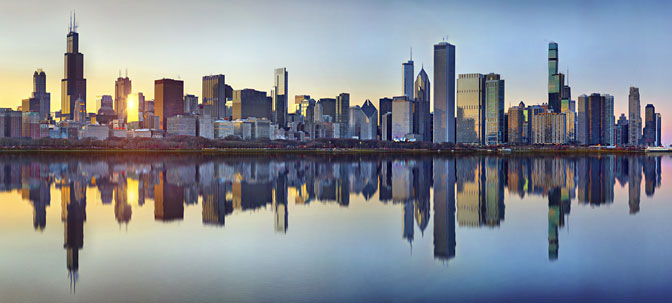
[125, 68, 128, 78]
[73, 10, 78, 33]
[118, 69, 121, 78]
[410, 47, 413, 61]
[68, 11, 72, 32]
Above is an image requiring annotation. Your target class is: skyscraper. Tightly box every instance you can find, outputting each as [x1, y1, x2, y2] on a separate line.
[232, 89, 272, 120]
[154, 79, 184, 130]
[336, 93, 350, 138]
[414, 67, 431, 141]
[402, 56, 414, 99]
[616, 114, 629, 147]
[507, 102, 525, 144]
[202, 74, 228, 119]
[578, 93, 607, 146]
[61, 14, 86, 121]
[273, 68, 288, 127]
[628, 87, 642, 146]
[485, 73, 505, 145]
[643, 104, 657, 146]
[24, 70, 51, 120]
[656, 113, 662, 146]
[378, 97, 393, 136]
[115, 75, 132, 123]
[433, 42, 456, 144]
[457, 73, 485, 144]
[602, 94, 614, 146]
[548, 42, 564, 113]
[391, 96, 414, 141]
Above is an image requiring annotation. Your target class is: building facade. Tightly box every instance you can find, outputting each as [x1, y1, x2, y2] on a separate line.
[115, 76, 131, 123]
[61, 19, 86, 121]
[414, 68, 431, 141]
[336, 93, 350, 138]
[202, 74, 228, 120]
[232, 89, 272, 121]
[484, 73, 504, 145]
[628, 87, 642, 146]
[392, 96, 414, 141]
[273, 68, 288, 127]
[154, 79, 184, 130]
[457, 73, 485, 144]
[433, 42, 456, 143]
[403, 58, 414, 99]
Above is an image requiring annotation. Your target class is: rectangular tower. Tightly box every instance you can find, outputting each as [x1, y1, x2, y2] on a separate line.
[202, 74, 227, 119]
[433, 42, 456, 143]
[154, 79, 184, 130]
[61, 24, 86, 121]
[628, 87, 642, 146]
[273, 68, 288, 127]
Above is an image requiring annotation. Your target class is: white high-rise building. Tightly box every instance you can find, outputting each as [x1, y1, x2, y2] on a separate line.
[273, 68, 288, 127]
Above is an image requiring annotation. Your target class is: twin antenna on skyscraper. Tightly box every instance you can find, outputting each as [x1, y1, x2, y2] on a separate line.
[69, 10, 78, 33]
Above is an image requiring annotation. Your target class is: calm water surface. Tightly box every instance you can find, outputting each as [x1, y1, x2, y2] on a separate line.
[1, 153, 671, 302]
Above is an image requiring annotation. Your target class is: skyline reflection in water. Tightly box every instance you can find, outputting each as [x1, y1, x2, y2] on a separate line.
[1, 153, 669, 302]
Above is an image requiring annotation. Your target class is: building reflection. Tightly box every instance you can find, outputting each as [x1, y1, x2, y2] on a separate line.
[0, 153, 667, 284]
[433, 158, 456, 261]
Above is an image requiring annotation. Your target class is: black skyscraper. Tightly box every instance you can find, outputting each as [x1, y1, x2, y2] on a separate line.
[61, 13, 86, 120]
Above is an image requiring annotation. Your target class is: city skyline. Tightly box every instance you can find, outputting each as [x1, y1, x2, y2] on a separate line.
[1, 0, 670, 143]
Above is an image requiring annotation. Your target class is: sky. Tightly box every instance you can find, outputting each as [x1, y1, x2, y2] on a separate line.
[1, 0, 671, 143]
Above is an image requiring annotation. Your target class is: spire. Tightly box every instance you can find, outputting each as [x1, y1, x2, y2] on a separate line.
[73, 10, 78, 33]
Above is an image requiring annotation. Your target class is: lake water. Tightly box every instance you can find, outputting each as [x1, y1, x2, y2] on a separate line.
[1, 153, 670, 302]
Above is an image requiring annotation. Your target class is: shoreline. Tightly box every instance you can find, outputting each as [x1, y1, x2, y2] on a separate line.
[0, 147, 653, 155]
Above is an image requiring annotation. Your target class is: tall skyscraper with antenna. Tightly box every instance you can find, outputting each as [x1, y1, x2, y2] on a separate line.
[61, 11, 86, 120]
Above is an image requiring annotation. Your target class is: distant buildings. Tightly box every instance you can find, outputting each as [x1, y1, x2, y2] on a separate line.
[61, 19, 86, 121]
[433, 42, 456, 144]
[457, 73, 485, 144]
[628, 87, 642, 146]
[155, 79, 184, 130]
[273, 68, 288, 127]
[232, 89, 272, 121]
